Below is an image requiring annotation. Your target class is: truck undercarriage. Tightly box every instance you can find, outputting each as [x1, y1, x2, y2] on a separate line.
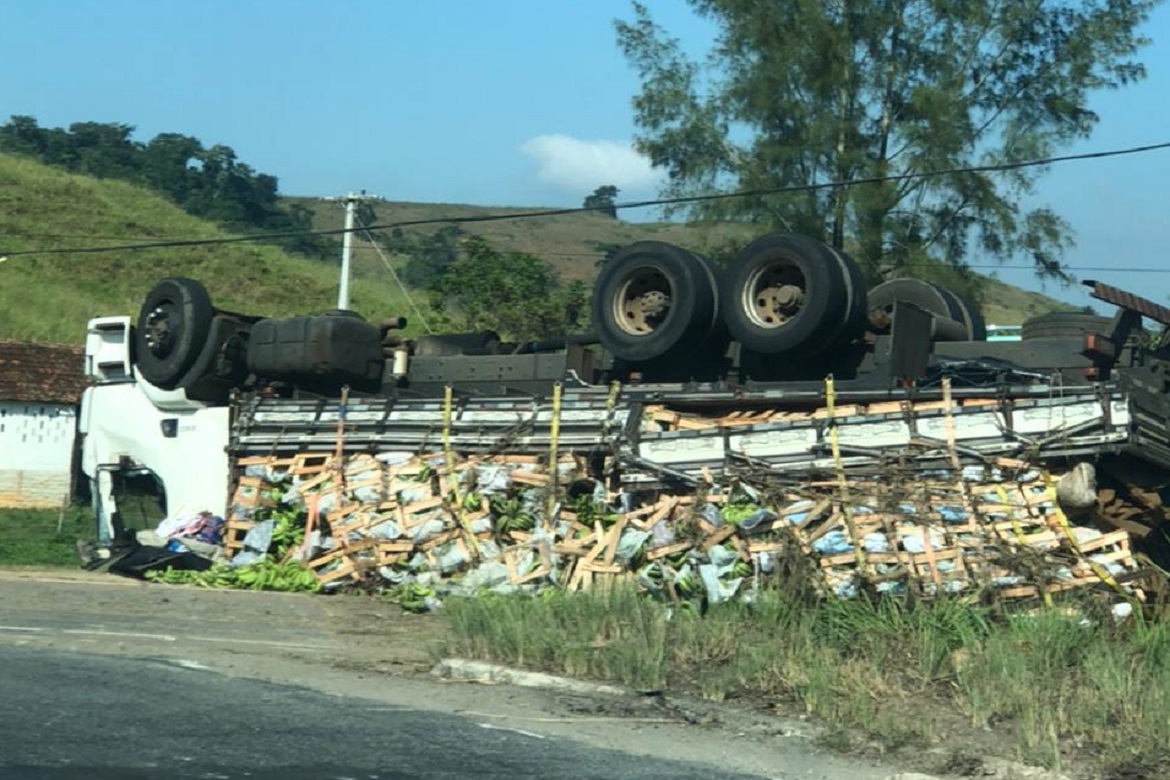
[76, 233, 1170, 598]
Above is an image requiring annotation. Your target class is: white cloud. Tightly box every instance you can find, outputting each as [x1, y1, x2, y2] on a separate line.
[519, 134, 662, 194]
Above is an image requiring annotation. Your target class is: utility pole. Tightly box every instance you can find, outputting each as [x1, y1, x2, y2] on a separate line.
[339, 195, 356, 310]
[321, 190, 382, 310]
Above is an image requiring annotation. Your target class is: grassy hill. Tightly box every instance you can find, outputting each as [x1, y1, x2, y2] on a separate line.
[0, 152, 1076, 347]
[283, 196, 1078, 326]
[0, 154, 414, 343]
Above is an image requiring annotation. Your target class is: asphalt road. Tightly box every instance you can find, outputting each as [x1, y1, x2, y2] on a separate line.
[0, 645, 770, 780]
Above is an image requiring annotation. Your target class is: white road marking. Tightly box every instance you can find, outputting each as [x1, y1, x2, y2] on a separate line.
[167, 659, 214, 671]
[0, 625, 328, 651]
[188, 635, 333, 650]
[477, 722, 547, 740]
[61, 629, 178, 641]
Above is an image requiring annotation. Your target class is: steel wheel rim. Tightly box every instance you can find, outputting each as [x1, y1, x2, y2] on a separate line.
[742, 262, 805, 329]
[144, 303, 179, 357]
[612, 267, 673, 336]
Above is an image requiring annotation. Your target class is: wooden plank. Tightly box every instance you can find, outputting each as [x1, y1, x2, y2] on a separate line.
[510, 470, 550, 486]
[676, 418, 716, 430]
[332, 516, 376, 541]
[1077, 529, 1133, 553]
[307, 539, 377, 569]
[401, 496, 444, 516]
[645, 540, 693, 561]
[420, 528, 467, 551]
[514, 565, 552, 585]
[236, 456, 287, 468]
[820, 551, 903, 567]
[581, 562, 625, 575]
[643, 497, 680, 530]
[296, 470, 335, 495]
[496, 454, 541, 464]
[293, 453, 332, 475]
[701, 525, 736, 550]
[326, 503, 361, 525]
[376, 540, 416, 554]
[602, 516, 629, 565]
[813, 404, 862, 419]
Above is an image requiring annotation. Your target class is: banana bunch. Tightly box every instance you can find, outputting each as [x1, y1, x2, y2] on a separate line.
[461, 490, 483, 512]
[146, 567, 204, 585]
[146, 559, 322, 593]
[722, 501, 765, 527]
[569, 493, 620, 527]
[387, 582, 437, 613]
[730, 560, 752, 578]
[270, 510, 306, 555]
[232, 560, 322, 592]
[490, 495, 536, 534]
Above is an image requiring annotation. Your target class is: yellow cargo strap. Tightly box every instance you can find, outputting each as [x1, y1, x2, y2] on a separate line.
[1043, 470, 1134, 605]
[545, 382, 563, 530]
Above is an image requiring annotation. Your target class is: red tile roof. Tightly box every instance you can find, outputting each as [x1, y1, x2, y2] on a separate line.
[0, 340, 89, 405]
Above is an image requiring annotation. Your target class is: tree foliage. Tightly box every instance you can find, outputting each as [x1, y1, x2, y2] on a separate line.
[388, 225, 468, 288]
[429, 236, 586, 341]
[0, 116, 337, 260]
[615, 0, 1158, 284]
[583, 184, 621, 218]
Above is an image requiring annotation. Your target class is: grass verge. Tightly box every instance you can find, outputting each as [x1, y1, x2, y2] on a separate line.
[0, 505, 93, 567]
[442, 584, 1170, 775]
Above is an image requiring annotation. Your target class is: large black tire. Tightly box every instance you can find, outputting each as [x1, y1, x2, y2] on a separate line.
[720, 234, 852, 357]
[937, 288, 988, 341]
[134, 278, 215, 389]
[1022, 312, 1114, 341]
[591, 241, 721, 363]
[826, 247, 868, 348]
[866, 278, 957, 335]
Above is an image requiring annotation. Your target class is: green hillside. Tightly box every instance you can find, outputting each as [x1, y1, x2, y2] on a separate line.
[0, 154, 413, 343]
[0, 151, 1077, 347]
[283, 197, 1079, 326]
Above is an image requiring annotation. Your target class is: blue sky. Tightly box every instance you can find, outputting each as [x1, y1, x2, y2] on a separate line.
[3, 0, 1170, 314]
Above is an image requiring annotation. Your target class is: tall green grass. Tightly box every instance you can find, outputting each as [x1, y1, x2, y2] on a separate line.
[0, 153, 423, 342]
[0, 505, 94, 567]
[443, 585, 1170, 772]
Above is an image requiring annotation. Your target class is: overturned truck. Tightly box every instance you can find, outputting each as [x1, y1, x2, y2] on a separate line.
[78, 234, 1170, 601]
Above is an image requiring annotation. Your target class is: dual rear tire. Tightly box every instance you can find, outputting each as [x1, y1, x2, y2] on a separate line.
[593, 234, 869, 363]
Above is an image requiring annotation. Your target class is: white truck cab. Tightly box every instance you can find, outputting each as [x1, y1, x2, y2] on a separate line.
[79, 316, 231, 544]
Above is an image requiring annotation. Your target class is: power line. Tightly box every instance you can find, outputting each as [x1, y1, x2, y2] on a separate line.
[356, 217, 434, 335]
[434, 247, 1170, 274]
[2, 140, 1169, 259]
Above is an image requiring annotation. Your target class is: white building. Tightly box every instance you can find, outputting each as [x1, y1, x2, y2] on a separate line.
[0, 340, 87, 509]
